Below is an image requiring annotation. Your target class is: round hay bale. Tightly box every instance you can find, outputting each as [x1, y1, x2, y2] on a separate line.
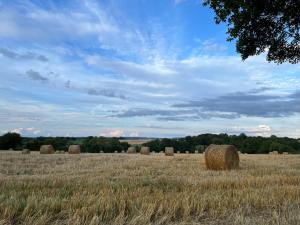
[176, 151, 180, 154]
[114, 151, 118, 153]
[165, 147, 174, 156]
[121, 150, 125, 153]
[22, 149, 30, 154]
[204, 144, 239, 170]
[55, 150, 60, 154]
[195, 150, 199, 154]
[60, 150, 65, 154]
[140, 147, 150, 155]
[100, 150, 104, 153]
[283, 152, 288, 155]
[185, 151, 189, 154]
[68, 145, 80, 154]
[127, 147, 136, 154]
[40, 145, 55, 154]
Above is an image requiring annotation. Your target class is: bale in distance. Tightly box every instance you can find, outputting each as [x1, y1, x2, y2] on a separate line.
[185, 151, 189, 154]
[68, 145, 80, 154]
[195, 150, 199, 154]
[40, 145, 55, 154]
[165, 147, 174, 156]
[127, 146, 136, 154]
[204, 144, 239, 170]
[100, 150, 104, 153]
[140, 146, 150, 155]
[114, 151, 118, 153]
[283, 152, 289, 155]
[22, 149, 30, 154]
[176, 151, 180, 154]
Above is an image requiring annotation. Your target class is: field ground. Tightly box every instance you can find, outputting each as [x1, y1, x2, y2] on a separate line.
[119, 139, 153, 145]
[0, 151, 300, 225]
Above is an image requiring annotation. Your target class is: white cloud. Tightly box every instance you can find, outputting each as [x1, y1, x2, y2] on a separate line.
[99, 129, 124, 137]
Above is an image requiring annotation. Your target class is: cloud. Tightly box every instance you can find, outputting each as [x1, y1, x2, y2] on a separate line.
[99, 129, 124, 137]
[26, 69, 49, 82]
[0, 48, 48, 61]
[87, 88, 126, 99]
[173, 90, 300, 118]
[228, 124, 272, 137]
[200, 40, 227, 52]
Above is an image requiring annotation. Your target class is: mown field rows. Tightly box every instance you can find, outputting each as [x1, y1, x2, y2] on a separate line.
[0, 151, 300, 225]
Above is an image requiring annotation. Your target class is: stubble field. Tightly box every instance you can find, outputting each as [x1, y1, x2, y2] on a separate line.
[0, 151, 300, 225]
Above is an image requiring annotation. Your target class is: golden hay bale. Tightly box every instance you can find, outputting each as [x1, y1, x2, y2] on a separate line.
[204, 144, 239, 170]
[127, 147, 136, 154]
[22, 149, 30, 154]
[195, 150, 199, 154]
[121, 150, 125, 153]
[114, 151, 118, 153]
[40, 145, 55, 154]
[176, 151, 180, 154]
[140, 147, 150, 155]
[185, 151, 189, 154]
[165, 147, 174, 156]
[60, 150, 65, 154]
[283, 152, 289, 155]
[100, 150, 104, 153]
[68, 145, 80, 154]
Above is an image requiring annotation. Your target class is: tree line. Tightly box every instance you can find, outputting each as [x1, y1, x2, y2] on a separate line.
[143, 133, 300, 154]
[0, 133, 129, 153]
[0, 132, 299, 154]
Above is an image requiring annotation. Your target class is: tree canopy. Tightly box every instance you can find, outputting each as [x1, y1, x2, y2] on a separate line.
[203, 0, 300, 64]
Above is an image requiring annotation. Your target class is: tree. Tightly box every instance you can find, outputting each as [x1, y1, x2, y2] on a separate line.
[203, 0, 300, 64]
[0, 132, 22, 150]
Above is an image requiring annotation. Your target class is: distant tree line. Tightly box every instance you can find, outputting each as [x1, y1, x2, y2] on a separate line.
[143, 133, 300, 154]
[1, 132, 299, 154]
[0, 133, 129, 153]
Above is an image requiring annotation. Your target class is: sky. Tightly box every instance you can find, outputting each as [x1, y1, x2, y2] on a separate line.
[0, 0, 300, 138]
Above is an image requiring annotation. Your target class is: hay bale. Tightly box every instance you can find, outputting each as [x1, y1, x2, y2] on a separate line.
[55, 150, 60, 154]
[60, 150, 65, 154]
[185, 151, 189, 154]
[127, 147, 136, 154]
[40, 145, 55, 154]
[140, 147, 150, 155]
[68, 145, 80, 154]
[195, 150, 199, 154]
[283, 152, 289, 155]
[176, 151, 180, 154]
[272, 151, 278, 155]
[121, 150, 125, 153]
[100, 151, 104, 153]
[165, 147, 174, 156]
[204, 144, 239, 170]
[22, 149, 30, 154]
[114, 151, 118, 153]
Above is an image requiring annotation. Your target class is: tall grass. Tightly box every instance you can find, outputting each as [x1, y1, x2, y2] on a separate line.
[0, 152, 300, 225]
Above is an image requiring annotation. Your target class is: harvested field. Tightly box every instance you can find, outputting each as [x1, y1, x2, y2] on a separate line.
[0, 151, 300, 225]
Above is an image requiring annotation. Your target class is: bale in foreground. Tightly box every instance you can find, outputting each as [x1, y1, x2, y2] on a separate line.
[204, 144, 239, 170]
[127, 147, 136, 154]
[140, 146, 150, 155]
[165, 147, 174, 156]
[22, 149, 30, 154]
[68, 145, 80, 154]
[40, 145, 55, 154]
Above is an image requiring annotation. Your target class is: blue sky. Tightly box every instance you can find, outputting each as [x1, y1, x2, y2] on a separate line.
[0, 0, 300, 138]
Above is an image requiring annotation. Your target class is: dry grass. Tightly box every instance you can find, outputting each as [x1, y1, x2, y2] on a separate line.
[120, 139, 153, 145]
[0, 151, 300, 225]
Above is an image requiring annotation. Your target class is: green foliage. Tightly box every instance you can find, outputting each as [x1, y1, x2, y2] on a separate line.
[144, 133, 300, 154]
[81, 137, 127, 153]
[0, 132, 22, 150]
[203, 0, 300, 64]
